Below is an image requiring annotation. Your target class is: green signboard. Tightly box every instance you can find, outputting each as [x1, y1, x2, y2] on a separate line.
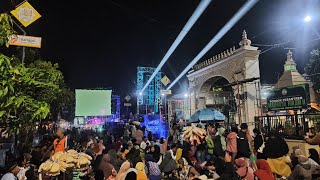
[267, 84, 310, 111]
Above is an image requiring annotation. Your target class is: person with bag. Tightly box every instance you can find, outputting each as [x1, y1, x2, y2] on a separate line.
[253, 128, 265, 159]
[236, 123, 251, 159]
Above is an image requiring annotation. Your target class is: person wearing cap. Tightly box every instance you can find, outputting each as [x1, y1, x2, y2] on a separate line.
[1, 163, 20, 180]
[52, 128, 68, 154]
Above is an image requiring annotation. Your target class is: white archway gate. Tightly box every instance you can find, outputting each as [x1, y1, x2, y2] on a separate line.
[187, 31, 261, 125]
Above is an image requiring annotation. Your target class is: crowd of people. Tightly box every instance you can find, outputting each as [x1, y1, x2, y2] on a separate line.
[1, 122, 320, 180]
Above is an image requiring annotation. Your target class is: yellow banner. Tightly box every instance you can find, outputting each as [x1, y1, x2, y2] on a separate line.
[11, 1, 41, 27]
[8, 35, 42, 48]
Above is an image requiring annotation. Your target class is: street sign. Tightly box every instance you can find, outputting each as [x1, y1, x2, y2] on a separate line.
[125, 95, 131, 102]
[8, 35, 41, 48]
[267, 84, 310, 111]
[161, 75, 171, 86]
[160, 90, 172, 95]
[11, 1, 41, 27]
[124, 103, 132, 107]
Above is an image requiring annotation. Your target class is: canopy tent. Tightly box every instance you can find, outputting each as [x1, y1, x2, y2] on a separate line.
[189, 108, 226, 122]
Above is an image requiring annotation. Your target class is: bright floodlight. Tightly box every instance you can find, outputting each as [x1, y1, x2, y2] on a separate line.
[139, 0, 212, 94]
[166, 0, 259, 90]
[139, 92, 142, 96]
[304, 15, 311, 22]
[184, 93, 189, 97]
[161, 93, 165, 96]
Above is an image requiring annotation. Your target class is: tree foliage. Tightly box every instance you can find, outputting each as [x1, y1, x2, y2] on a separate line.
[27, 60, 75, 120]
[305, 49, 320, 92]
[0, 55, 75, 134]
[0, 13, 74, 135]
[0, 13, 16, 47]
[0, 54, 52, 134]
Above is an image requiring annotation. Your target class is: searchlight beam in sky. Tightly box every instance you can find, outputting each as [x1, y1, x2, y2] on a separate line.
[167, 0, 259, 90]
[140, 0, 212, 94]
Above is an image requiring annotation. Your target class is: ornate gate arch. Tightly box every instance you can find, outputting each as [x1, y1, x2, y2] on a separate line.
[187, 31, 261, 125]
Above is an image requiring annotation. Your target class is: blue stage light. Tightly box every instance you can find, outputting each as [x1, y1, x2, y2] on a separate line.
[167, 0, 259, 90]
[140, 0, 212, 94]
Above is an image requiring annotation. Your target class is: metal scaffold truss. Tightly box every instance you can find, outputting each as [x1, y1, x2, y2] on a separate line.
[137, 67, 162, 114]
[112, 95, 120, 120]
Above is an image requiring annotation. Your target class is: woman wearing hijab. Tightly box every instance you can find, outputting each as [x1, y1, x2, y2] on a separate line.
[309, 148, 320, 165]
[178, 157, 200, 180]
[116, 161, 131, 180]
[160, 151, 178, 178]
[235, 158, 255, 180]
[136, 162, 148, 180]
[145, 154, 161, 180]
[99, 154, 115, 179]
[126, 146, 142, 167]
[108, 149, 124, 172]
[264, 132, 291, 177]
[148, 144, 161, 163]
[226, 127, 238, 163]
[254, 159, 274, 180]
[288, 155, 317, 180]
[219, 162, 241, 180]
[217, 127, 226, 152]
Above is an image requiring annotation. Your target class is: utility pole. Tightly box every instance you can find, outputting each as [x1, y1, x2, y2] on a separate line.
[237, 80, 241, 124]
[12, 19, 26, 64]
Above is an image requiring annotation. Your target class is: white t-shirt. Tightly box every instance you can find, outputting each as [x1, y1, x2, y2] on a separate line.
[1, 173, 17, 180]
[140, 141, 147, 150]
[17, 167, 28, 180]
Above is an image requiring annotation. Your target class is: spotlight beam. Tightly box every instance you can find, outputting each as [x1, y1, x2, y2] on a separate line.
[167, 0, 259, 90]
[140, 0, 212, 94]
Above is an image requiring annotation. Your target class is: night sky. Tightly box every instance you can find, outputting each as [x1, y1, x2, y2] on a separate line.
[1, 0, 320, 97]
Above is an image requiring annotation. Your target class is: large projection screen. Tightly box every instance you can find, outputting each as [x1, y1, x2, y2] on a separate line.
[75, 89, 112, 116]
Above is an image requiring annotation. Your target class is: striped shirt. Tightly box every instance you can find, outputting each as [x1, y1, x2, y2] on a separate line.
[145, 161, 161, 176]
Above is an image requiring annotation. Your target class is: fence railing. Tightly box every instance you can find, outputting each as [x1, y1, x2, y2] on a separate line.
[254, 114, 320, 139]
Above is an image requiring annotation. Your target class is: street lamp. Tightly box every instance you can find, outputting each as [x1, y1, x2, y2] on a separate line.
[304, 15, 312, 23]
